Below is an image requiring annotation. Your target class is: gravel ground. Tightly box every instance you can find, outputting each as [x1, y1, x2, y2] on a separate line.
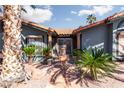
[11, 62, 124, 88]
[1, 62, 124, 88]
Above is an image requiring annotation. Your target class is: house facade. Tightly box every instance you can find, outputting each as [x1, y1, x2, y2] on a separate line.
[1, 11, 124, 61]
[0, 16, 57, 52]
[73, 11, 124, 61]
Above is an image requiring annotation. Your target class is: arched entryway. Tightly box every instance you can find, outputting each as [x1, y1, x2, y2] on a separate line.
[115, 20, 124, 60]
[117, 31, 124, 57]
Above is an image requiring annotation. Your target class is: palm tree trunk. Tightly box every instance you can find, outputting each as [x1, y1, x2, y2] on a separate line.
[0, 5, 26, 83]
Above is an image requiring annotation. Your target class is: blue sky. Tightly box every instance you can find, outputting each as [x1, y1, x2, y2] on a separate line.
[1, 5, 124, 29]
[40, 5, 124, 29]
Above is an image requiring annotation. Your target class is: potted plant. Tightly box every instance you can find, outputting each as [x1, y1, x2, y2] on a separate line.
[23, 45, 36, 65]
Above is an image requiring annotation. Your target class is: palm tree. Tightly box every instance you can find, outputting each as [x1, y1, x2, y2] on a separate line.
[0, 6, 27, 86]
[86, 14, 96, 24]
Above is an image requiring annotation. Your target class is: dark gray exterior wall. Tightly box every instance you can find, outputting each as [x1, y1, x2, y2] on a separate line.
[0, 22, 48, 50]
[21, 25, 48, 44]
[80, 24, 112, 53]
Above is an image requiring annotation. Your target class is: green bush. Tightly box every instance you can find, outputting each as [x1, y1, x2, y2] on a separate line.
[23, 45, 36, 56]
[75, 47, 116, 80]
[42, 47, 51, 57]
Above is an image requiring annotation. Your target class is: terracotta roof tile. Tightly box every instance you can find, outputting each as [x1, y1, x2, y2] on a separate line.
[108, 10, 124, 20]
[0, 15, 54, 33]
[72, 20, 106, 34]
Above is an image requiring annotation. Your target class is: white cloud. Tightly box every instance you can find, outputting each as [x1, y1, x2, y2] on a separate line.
[21, 6, 53, 23]
[78, 10, 95, 16]
[65, 18, 72, 21]
[78, 5, 114, 16]
[93, 6, 113, 16]
[71, 11, 77, 14]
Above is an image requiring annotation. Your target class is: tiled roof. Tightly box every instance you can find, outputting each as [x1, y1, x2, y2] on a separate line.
[22, 19, 54, 33]
[72, 20, 106, 34]
[73, 11, 124, 34]
[108, 10, 124, 20]
[0, 15, 55, 33]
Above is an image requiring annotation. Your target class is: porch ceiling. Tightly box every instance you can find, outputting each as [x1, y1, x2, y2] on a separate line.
[55, 28, 73, 35]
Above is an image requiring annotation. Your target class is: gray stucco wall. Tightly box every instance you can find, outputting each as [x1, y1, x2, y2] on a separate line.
[80, 24, 112, 53]
[21, 24, 48, 44]
[0, 21, 48, 50]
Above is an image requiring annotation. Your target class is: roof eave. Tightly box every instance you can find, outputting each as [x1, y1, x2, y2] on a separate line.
[72, 20, 106, 35]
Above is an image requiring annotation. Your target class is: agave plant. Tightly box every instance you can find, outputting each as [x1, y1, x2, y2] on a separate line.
[75, 47, 116, 80]
[23, 45, 36, 65]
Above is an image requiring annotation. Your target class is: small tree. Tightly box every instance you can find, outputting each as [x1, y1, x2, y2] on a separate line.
[42, 47, 51, 58]
[23, 45, 36, 65]
[41, 47, 51, 65]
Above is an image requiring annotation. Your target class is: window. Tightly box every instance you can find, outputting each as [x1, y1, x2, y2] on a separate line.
[26, 35, 46, 56]
[26, 35, 43, 44]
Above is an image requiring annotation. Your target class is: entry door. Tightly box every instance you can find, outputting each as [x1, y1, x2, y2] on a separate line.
[118, 32, 124, 56]
[57, 38, 73, 55]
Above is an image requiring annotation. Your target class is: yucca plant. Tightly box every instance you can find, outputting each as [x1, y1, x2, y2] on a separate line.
[41, 47, 52, 65]
[42, 47, 51, 57]
[23, 45, 36, 65]
[75, 47, 116, 80]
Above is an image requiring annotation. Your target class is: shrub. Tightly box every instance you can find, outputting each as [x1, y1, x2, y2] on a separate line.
[23, 45, 36, 64]
[23, 45, 36, 56]
[73, 49, 83, 56]
[42, 47, 51, 57]
[75, 47, 116, 80]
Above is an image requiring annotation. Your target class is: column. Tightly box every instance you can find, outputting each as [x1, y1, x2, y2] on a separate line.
[77, 32, 81, 49]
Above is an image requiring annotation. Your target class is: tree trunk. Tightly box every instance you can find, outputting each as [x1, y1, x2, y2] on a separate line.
[0, 5, 26, 83]
[28, 56, 33, 65]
